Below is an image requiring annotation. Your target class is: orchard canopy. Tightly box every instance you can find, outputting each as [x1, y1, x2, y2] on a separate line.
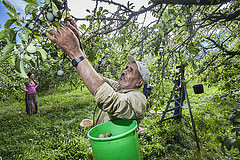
[0, 0, 239, 94]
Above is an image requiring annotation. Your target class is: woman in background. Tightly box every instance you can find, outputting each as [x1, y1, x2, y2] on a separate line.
[23, 72, 39, 115]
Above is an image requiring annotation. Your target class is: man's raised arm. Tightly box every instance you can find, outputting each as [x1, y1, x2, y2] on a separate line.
[47, 21, 104, 95]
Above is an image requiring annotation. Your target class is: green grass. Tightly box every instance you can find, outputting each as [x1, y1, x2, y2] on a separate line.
[0, 82, 239, 159]
[0, 87, 95, 159]
[139, 81, 239, 160]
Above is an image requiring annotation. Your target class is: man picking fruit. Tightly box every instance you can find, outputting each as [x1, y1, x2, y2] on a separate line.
[47, 18, 150, 125]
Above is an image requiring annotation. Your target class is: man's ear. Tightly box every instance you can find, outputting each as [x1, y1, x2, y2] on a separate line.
[136, 79, 144, 87]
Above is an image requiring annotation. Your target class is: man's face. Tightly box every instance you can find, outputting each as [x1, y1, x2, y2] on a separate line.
[119, 62, 142, 89]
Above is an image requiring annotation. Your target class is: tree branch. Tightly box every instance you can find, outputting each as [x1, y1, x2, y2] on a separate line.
[206, 37, 240, 56]
[84, 2, 157, 39]
[79, 0, 99, 38]
[151, 0, 230, 5]
[205, 9, 240, 22]
[73, 17, 128, 22]
[96, 0, 133, 13]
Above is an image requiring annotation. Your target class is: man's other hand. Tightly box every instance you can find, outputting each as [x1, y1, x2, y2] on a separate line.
[47, 26, 83, 60]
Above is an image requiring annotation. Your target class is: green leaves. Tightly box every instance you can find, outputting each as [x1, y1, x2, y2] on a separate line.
[188, 42, 200, 56]
[51, 2, 59, 12]
[23, 0, 38, 7]
[15, 56, 21, 73]
[79, 24, 87, 30]
[125, 44, 131, 51]
[2, 43, 15, 54]
[36, 47, 47, 60]
[127, 1, 135, 9]
[14, 56, 28, 78]
[0, 55, 11, 65]
[223, 137, 237, 151]
[219, 104, 240, 152]
[5, 28, 17, 43]
[2, 0, 16, 15]
[4, 19, 17, 29]
[18, 32, 26, 43]
[25, 4, 38, 15]
[0, 30, 6, 39]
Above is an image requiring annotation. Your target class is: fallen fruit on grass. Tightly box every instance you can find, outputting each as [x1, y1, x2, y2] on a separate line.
[27, 45, 37, 54]
[80, 119, 93, 127]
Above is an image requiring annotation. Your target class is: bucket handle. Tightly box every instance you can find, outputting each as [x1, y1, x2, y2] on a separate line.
[125, 100, 140, 132]
[93, 104, 99, 127]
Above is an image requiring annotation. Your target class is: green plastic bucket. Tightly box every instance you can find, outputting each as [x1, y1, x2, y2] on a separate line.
[87, 119, 141, 160]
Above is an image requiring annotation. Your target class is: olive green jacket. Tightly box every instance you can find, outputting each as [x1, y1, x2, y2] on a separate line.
[94, 77, 147, 125]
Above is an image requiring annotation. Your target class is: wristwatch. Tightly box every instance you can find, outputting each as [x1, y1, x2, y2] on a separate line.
[72, 56, 86, 67]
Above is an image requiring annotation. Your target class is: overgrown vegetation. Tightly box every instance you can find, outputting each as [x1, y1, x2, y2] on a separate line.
[0, 81, 239, 159]
[0, 0, 240, 159]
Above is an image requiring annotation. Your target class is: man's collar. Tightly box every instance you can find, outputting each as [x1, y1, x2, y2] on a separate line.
[119, 88, 140, 93]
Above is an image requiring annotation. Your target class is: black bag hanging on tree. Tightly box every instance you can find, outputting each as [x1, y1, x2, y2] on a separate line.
[193, 84, 204, 94]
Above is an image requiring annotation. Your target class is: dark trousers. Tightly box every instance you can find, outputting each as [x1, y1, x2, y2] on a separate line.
[25, 94, 38, 114]
[173, 95, 184, 115]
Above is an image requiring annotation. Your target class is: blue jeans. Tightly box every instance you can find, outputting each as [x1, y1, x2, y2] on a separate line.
[173, 95, 184, 115]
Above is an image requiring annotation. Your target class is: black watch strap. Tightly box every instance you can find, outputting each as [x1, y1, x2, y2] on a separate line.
[72, 56, 86, 67]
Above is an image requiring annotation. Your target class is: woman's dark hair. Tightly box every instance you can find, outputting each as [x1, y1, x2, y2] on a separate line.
[27, 72, 33, 78]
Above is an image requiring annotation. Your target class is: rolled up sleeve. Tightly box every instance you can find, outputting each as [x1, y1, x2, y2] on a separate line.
[102, 77, 121, 91]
